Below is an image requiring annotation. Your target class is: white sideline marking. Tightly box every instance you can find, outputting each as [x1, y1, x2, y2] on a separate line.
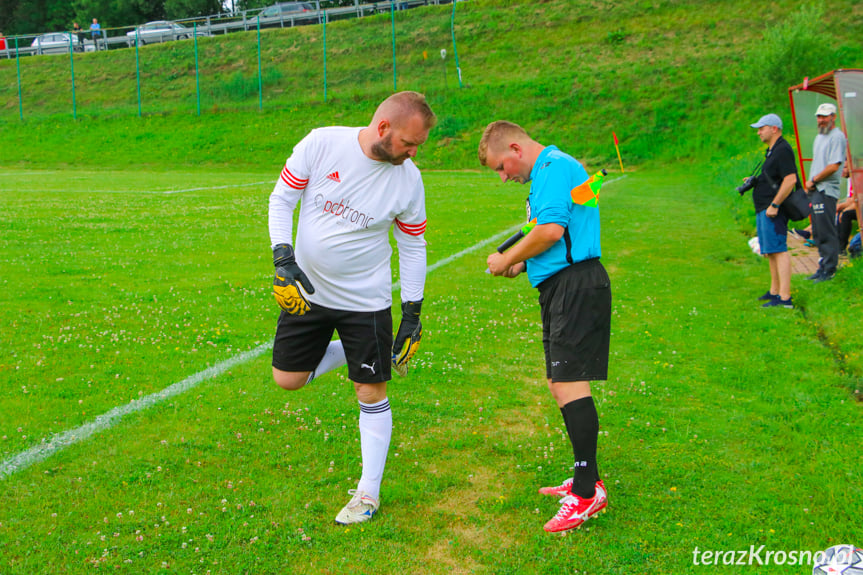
[0, 344, 272, 481]
[161, 182, 272, 194]
[391, 224, 522, 292]
[0, 225, 522, 481]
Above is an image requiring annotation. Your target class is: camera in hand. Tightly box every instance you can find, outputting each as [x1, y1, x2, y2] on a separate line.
[737, 159, 763, 196]
[737, 175, 757, 195]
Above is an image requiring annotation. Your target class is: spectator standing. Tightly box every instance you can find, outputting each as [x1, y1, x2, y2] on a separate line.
[804, 102, 847, 282]
[480, 121, 611, 532]
[89, 18, 102, 49]
[0, 32, 6, 52]
[748, 114, 798, 308]
[72, 23, 84, 51]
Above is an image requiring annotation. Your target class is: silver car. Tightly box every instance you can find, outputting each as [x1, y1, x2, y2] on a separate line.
[257, 2, 318, 28]
[126, 21, 210, 47]
[30, 32, 86, 55]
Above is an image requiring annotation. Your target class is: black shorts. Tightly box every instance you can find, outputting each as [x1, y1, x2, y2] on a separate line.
[272, 304, 392, 383]
[538, 258, 611, 382]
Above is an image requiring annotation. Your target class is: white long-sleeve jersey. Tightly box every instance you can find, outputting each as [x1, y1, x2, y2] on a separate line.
[268, 126, 427, 311]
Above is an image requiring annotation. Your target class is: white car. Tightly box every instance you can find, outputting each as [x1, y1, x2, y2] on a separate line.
[126, 21, 210, 47]
[31, 32, 89, 55]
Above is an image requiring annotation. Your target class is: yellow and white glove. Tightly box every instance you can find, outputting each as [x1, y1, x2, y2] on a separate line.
[392, 300, 422, 376]
[272, 244, 315, 315]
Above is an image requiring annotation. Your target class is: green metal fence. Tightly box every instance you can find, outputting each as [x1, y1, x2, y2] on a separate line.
[0, 1, 465, 121]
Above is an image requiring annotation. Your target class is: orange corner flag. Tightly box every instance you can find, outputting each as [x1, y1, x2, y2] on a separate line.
[613, 131, 624, 173]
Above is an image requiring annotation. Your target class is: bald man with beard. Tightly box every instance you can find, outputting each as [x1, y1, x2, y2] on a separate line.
[267, 92, 436, 525]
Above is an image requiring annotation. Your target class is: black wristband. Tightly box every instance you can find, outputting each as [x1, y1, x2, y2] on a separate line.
[402, 299, 423, 317]
[273, 243, 295, 267]
[771, 202, 780, 209]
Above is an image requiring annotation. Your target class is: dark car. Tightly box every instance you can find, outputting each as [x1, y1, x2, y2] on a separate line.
[257, 2, 318, 28]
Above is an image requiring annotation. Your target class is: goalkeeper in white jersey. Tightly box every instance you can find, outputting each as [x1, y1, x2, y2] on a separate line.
[268, 91, 435, 525]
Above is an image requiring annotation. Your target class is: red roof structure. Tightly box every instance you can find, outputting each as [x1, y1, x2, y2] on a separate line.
[788, 69, 862, 195]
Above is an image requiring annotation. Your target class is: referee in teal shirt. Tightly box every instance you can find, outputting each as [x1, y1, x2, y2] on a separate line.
[480, 120, 611, 533]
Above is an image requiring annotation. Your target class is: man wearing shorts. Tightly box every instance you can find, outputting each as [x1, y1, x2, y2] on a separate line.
[268, 91, 436, 525]
[748, 113, 799, 308]
[480, 121, 610, 533]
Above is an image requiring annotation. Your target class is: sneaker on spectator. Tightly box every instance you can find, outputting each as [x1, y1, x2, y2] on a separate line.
[762, 297, 793, 308]
[812, 272, 835, 283]
[757, 291, 779, 302]
[543, 481, 607, 533]
[335, 489, 379, 525]
[804, 239, 816, 247]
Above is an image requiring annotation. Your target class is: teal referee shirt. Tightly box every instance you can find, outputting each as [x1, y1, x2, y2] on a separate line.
[525, 145, 601, 287]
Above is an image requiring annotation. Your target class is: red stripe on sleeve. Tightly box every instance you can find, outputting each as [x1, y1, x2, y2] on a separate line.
[396, 219, 427, 236]
[280, 167, 309, 190]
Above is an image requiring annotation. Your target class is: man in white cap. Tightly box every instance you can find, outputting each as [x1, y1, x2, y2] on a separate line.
[747, 113, 799, 308]
[805, 102, 847, 282]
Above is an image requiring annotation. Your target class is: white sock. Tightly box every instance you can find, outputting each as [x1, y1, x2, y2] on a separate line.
[307, 340, 346, 384]
[356, 398, 392, 501]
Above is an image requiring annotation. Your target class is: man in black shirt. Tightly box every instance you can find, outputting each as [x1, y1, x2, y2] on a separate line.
[748, 114, 799, 308]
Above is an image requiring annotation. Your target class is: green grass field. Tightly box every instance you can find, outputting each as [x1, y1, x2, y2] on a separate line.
[2, 165, 861, 574]
[2, 0, 863, 571]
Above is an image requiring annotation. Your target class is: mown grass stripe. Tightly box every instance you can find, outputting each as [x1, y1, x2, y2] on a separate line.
[7, 181, 273, 194]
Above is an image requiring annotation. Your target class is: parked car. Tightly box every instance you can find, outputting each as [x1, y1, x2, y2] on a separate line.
[31, 32, 86, 54]
[257, 2, 318, 28]
[126, 21, 210, 47]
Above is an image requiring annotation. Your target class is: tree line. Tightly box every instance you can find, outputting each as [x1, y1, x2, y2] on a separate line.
[0, 0, 362, 37]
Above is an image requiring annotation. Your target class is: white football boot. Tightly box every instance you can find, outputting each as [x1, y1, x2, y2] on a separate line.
[334, 489, 379, 525]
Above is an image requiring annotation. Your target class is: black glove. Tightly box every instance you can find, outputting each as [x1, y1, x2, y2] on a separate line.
[392, 300, 422, 376]
[272, 244, 315, 315]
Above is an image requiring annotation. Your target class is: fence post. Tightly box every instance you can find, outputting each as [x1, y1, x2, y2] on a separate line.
[69, 34, 77, 119]
[323, 11, 328, 103]
[15, 37, 23, 120]
[390, 1, 396, 92]
[451, 0, 463, 88]
[195, 23, 201, 116]
[257, 16, 263, 111]
[135, 29, 142, 117]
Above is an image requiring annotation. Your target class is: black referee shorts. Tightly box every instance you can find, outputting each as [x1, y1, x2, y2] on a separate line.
[538, 258, 611, 382]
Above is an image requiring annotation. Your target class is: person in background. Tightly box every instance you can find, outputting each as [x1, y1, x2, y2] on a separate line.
[72, 23, 84, 52]
[804, 103, 847, 282]
[837, 165, 856, 255]
[89, 18, 102, 50]
[747, 114, 798, 308]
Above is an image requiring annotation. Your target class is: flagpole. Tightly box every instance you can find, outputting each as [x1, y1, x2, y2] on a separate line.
[613, 131, 624, 173]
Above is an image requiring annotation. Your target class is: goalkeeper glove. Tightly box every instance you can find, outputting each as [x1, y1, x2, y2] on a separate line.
[392, 299, 422, 376]
[272, 244, 315, 315]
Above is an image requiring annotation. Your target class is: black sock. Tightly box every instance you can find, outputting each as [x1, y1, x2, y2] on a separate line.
[562, 396, 600, 499]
